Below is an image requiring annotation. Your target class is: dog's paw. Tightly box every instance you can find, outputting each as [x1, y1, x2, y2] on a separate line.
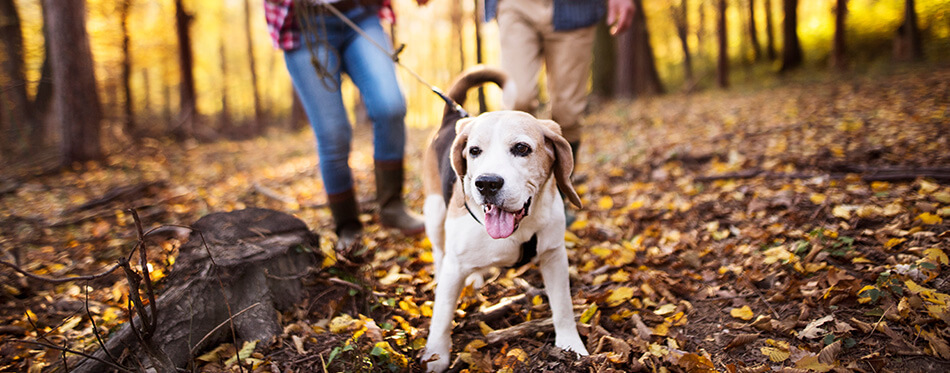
[556, 334, 589, 356]
[422, 347, 450, 372]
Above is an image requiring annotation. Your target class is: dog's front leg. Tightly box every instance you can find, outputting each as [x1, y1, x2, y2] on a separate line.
[538, 247, 589, 355]
[423, 255, 467, 372]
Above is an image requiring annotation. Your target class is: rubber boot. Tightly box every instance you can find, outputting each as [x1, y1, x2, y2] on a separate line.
[328, 188, 362, 250]
[375, 159, 425, 235]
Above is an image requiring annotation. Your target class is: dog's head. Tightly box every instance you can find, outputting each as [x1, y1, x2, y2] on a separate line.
[450, 111, 582, 239]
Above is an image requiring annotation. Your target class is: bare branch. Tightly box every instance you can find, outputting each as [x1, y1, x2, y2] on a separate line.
[189, 302, 262, 355]
[10, 339, 133, 373]
[0, 260, 122, 284]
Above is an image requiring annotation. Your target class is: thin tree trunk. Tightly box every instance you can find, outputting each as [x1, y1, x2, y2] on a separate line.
[591, 22, 616, 97]
[175, 0, 197, 139]
[219, 41, 232, 134]
[717, 0, 729, 87]
[142, 70, 151, 118]
[831, 0, 847, 70]
[243, 0, 263, 134]
[895, 0, 923, 61]
[671, 0, 693, 84]
[764, 0, 776, 60]
[474, 0, 486, 112]
[451, 0, 465, 71]
[290, 88, 307, 131]
[0, 0, 33, 150]
[44, 0, 102, 165]
[697, 0, 706, 60]
[780, 0, 803, 72]
[31, 0, 53, 147]
[748, 0, 761, 61]
[616, 0, 664, 98]
[120, 0, 135, 137]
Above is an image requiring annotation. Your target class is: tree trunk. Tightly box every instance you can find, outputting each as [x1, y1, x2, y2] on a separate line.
[697, 0, 706, 60]
[73, 209, 322, 373]
[717, 0, 729, 87]
[474, 0, 487, 112]
[175, 0, 198, 139]
[764, 0, 776, 60]
[0, 0, 33, 152]
[894, 0, 923, 61]
[120, 0, 135, 138]
[44, 0, 102, 165]
[831, 0, 847, 70]
[591, 22, 616, 97]
[31, 0, 53, 149]
[451, 0, 465, 71]
[747, 0, 761, 61]
[615, 0, 664, 98]
[780, 0, 803, 72]
[243, 0, 263, 135]
[290, 88, 308, 131]
[219, 40, 232, 134]
[670, 0, 694, 84]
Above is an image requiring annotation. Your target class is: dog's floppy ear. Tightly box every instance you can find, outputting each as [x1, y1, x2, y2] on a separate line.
[539, 120, 582, 208]
[451, 118, 475, 178]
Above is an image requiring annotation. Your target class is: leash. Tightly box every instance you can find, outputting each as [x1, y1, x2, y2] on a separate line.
[317, 1, 470, 118]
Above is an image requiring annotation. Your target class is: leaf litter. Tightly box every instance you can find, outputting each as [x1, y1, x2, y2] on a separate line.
[1, 68, 949, 371]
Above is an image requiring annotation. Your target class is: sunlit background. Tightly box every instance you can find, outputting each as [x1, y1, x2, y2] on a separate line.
[8, 0, 950, 140]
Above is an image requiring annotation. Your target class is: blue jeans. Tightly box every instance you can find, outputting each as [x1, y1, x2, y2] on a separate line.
[284, 6, 407, 195]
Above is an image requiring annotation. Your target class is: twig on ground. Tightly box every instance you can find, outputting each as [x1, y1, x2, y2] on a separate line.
[10, 339, 133, 373]
[0, 260, 122, 284]
[189, 302, 263, 356]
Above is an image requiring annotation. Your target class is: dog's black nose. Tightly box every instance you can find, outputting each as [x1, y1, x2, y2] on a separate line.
[475, 174, 504, 197]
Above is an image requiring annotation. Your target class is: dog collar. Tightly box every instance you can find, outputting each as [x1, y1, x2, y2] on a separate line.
[464, 200, 483, 225]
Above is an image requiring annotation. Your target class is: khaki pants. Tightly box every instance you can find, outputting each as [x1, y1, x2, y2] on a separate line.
[497, 0, 596, 144]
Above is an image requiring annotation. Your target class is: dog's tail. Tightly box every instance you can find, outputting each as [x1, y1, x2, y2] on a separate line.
[445, 65, 508, 112]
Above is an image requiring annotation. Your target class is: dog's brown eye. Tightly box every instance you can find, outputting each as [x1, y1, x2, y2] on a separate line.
[469, 146, 482, 157]
[510, 143, 532, 157]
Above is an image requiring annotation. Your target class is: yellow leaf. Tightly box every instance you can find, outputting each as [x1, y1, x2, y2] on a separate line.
[653, 322, 669, 336]
[478, 321, 494, 336]
[925, 248, 949, 265]
[610, 269, 631, 282]
[329, 314, 360, 333]
[730, 305, 754, 321]
[507, 348, 528, 362]
[607, 287, 635, 307]
[832, 205, 853, 220]
[655, 303, 677, 316]
[760, 346, 790, 362]
[569, 218, 588, 230]
[795, 355, 834, 372]
[579, 303, 598, 324]
[597, 196, 615, 210]
[916, 213, 943, 225]
[810, 193, 827, 205]
[885, 238, 906, 250]
[919, 180, 939, 194]
[464, 339, 486, 352]
[419, 251, 433, 263]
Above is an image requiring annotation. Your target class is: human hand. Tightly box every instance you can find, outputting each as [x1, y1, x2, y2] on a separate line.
[379, 0, 396, 23]
[607, 0, 635, 35]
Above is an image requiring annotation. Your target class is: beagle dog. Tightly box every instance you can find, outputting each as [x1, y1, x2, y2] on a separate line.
[421, 67, 588, 372]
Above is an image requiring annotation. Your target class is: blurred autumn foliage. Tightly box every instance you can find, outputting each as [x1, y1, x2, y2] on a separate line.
[2, 0, 950, 371]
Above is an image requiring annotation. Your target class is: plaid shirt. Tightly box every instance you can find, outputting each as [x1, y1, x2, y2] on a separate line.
[264, 0, 300, 50]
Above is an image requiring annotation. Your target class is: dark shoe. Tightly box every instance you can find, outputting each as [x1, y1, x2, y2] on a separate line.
[328, 188, 362, 250]
[375, 159, 425, 236]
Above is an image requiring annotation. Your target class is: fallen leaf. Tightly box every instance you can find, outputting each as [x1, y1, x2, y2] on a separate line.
[730, 305, 754, 321]
[799, 315, 835, 339]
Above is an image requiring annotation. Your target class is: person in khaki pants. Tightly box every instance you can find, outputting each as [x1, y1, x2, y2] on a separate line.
[485, 0, 634, 158]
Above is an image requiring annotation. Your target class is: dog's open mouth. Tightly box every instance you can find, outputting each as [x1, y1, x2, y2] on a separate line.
[482, 198, 531, 239]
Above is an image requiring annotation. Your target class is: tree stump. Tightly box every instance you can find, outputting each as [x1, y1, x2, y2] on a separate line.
[74, 208, 321, 373]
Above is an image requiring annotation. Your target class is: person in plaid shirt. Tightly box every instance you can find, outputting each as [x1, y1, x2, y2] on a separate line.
[264, 0, 427, 248]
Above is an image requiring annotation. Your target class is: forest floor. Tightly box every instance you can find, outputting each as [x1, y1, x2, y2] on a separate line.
[2, 65, 950, 372]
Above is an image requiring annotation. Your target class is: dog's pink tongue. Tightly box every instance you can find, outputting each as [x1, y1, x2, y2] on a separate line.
[484, 205, 516, 239]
